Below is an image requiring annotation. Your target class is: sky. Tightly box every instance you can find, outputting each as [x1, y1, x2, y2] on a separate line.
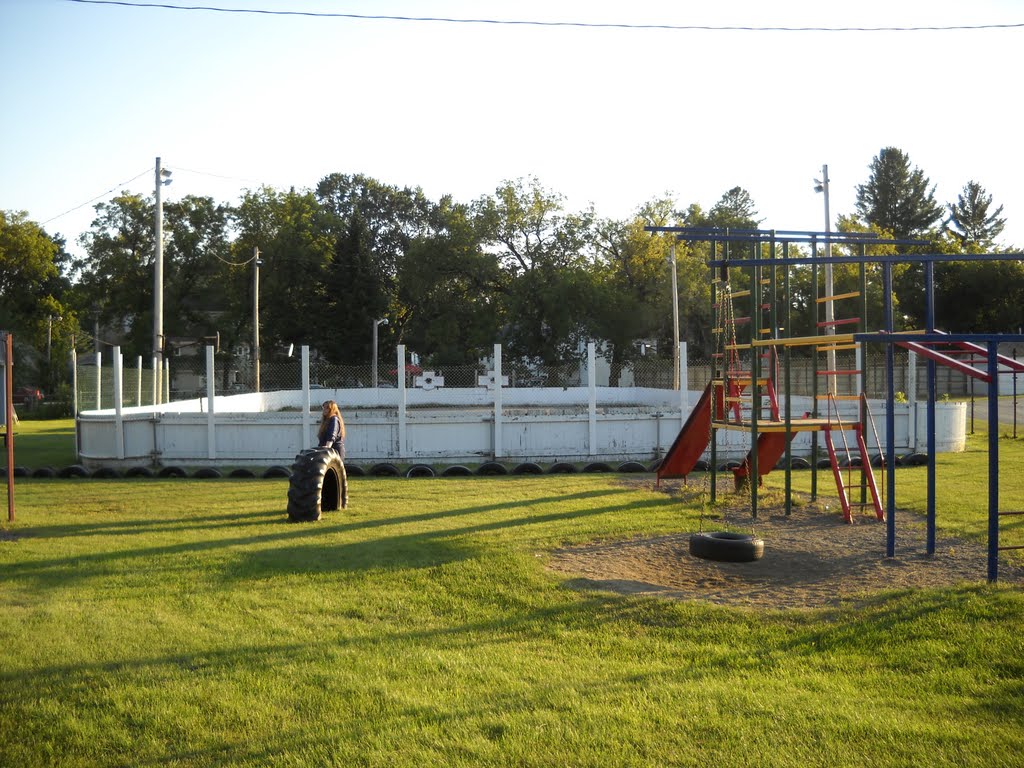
[3, 0, 1023, 264]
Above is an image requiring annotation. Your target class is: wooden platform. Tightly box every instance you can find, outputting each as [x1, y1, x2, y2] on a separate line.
[713, 418, 833, 433]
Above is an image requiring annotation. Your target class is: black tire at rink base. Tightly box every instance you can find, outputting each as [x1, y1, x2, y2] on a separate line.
[287, 448, 348, 522]
[689, 532, 765, 563]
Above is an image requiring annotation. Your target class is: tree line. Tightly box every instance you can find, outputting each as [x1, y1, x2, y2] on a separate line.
[1, 147, 1021, 397]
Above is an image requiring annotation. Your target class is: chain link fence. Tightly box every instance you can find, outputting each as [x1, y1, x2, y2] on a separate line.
[73, 342, 1020, 412]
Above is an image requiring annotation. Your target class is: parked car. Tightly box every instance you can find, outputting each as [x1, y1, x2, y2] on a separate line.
[12, 386, 43, 405]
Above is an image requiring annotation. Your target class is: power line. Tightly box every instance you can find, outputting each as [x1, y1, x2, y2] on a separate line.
[41, 168, 151, 226]
[174, 166, 265, 186]
[63, 1, 1024, 33]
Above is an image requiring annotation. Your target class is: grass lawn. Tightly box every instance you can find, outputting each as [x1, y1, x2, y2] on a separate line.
[0, 422, 1022, 766]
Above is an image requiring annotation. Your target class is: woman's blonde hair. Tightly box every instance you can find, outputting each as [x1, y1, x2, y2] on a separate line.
[319, 400, 345, 439]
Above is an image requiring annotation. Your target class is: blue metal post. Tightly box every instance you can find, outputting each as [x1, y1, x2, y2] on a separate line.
[925, 261, 936, 555]
[988, 344, 1000, 582]
[883, 264, 896, 557]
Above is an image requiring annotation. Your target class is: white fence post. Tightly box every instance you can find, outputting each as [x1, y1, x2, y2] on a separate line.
[136, 355, 143, 406]
[680, 341, 689, 417]
[398, 344, 407, 458]
[301, 345, 311, 449]
[206, 345, 216, 459]
[587, 342, 597, 456]
[95, 353, 102, 411]
[493, 343, 503, 459]
[112, 346, 124, 459]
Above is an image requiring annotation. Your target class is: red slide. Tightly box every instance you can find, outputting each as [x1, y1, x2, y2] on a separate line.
[657, 383, 713, 483]
[733, 431, 792, 484]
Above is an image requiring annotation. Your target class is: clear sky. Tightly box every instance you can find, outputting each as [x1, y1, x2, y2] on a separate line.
[3, 0, 1023, 262]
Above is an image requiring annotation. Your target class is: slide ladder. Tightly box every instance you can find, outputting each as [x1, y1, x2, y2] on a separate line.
[823, 394, 883, 523]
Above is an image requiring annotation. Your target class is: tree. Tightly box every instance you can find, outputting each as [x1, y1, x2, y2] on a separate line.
[592, 203, 671, 385]
[0, 210, 73, 387]
[1, 210, 61, 324]
[315, 174, 433, 364]
[71, 193, 155, 356]
[231, 186, 333, 363]
[473, 178, 596, 368]
[854, 147, 944, 242]
[397, 197, 501, 365]
[935, 260, 1024, 332]
[72, 194, 235, 361]
[946, 180, 1006, 249]
[707, 186, 761, 231]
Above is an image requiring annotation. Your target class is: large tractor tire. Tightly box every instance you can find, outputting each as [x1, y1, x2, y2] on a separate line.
[287, 448, 348, 522]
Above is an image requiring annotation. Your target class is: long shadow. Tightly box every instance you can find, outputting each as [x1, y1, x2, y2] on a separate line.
[3, 488, 660, 586]
[229, 496, 670, 578]
[19, 508, 282, 539]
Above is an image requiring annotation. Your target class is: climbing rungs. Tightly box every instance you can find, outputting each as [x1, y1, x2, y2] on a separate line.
[816, 291, 861, 303]
[714, 378, 771, 386]
[752, 333, 855, 348]
[724, 343, 752, 350]
[729, 290, 752, 298]
[816, 317, 861, 328]
[817, 344, 859, 352]
[817, 369, 862, 376]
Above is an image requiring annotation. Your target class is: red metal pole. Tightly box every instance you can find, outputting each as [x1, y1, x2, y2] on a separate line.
[5, 332, 14, 522]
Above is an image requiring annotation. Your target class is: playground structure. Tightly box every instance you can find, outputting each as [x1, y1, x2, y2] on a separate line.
[647, 226, 1024, 582]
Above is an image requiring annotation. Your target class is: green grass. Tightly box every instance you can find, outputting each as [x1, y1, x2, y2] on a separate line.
[1, 425, 1023, 766]
[6, 417, 77, 468]
[764, 425, 1024, 551]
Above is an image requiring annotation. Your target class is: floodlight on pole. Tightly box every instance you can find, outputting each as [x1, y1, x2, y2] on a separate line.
[372, 318, 388, 388]
[814, 164, 836, 394]
[669, 243, 680, 390]
[253, 247, 262, 392]
[153, 157, 172, 403]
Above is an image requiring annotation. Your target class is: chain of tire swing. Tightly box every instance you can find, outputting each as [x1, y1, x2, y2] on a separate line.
[699, 274, 740, 532]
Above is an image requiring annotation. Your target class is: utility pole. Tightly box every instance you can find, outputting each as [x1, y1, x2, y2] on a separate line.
[153, 157, 172, 403]
[816, 164, 836, 394]
[253, 247, 262, 392]
[670, 243, 680, 390]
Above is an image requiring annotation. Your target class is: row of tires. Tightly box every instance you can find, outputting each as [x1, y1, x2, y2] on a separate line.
[0, 453, 929, 480]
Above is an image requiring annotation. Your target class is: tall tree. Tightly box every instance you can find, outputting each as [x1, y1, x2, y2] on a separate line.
[0, 210, 72, 386]
[707, 186, 761, 230]
[592, 202, 671, 385]
[473, 177, 596, 368]
[854, 147, 943, 242]
[315, 174, 433, 364]
[397, 197, 500, 365]
[946, 180, 1006, 249]
[72, 193, 155, 356]
[0, 210, 61, 326]
[232, 186, 333, 362]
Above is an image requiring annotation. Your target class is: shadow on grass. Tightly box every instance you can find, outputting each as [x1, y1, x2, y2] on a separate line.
[3, 488, 671, 586]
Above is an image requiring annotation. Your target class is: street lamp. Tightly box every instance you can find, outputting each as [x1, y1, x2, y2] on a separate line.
[814, 164, 836, 394]
[371, 318, 389, 388]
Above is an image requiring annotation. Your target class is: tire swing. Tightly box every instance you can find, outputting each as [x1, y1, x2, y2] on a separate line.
[286, 448, 348, 523]
[687, 279, 765, 565]
[689, 531, 764, 563]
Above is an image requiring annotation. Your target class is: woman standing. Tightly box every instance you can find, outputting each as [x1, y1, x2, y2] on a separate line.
[317, 400, 346, 457]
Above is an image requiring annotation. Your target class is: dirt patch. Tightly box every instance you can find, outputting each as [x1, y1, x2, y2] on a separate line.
[547, 478, 1024, 610]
